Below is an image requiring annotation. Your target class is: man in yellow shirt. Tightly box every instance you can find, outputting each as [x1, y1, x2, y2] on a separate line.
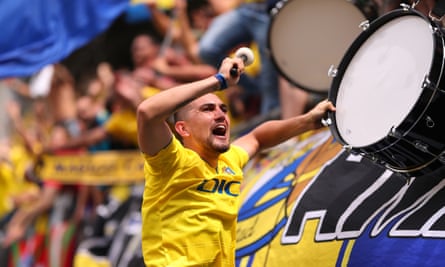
[137, 56, 335, 266]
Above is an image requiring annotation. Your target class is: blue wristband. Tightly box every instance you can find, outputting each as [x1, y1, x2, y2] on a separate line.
[214, 73, 228, 90]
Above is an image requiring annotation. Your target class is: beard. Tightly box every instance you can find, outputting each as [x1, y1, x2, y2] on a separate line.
[207, 136, 230, 153]
[213, 143, 230, 153]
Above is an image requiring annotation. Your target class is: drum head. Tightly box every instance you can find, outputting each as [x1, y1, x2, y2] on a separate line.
[332, 12, 435, 147]
[268, 0, 366, 93]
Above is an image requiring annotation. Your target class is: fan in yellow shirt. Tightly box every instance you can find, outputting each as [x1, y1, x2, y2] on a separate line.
[137, 56, 335, 266]
[0, 139, 40, 222]
[142, 136, 248, 266]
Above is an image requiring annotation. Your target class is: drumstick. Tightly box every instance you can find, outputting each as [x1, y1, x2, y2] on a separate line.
[230, 47, 255, 77]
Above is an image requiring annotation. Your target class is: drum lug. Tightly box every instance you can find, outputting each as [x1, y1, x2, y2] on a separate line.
[368, 154, 378, 162]
[399, 3, 411, 11]
[366, 153, 384, 166]
[413, 140, 429, 153]
[321, 117, 332, 127]
[328, 65, 337, 77]
[388, 126, 402, 139]
[359, 20, 370, 31]
[432, 26, 443, 35]
[422, 75, 437, 91]
[343, 145, 359, 156]
[269, 0, 286, 16]
[425, 116, 435, 128]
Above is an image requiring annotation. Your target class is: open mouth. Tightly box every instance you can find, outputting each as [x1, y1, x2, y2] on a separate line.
[212, 124, 227, 137]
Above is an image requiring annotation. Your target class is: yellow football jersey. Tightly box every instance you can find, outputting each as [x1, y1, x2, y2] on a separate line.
[141, 136, 249, 266]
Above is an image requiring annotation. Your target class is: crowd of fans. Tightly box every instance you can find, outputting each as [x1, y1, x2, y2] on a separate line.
[0, 0, 427, 266]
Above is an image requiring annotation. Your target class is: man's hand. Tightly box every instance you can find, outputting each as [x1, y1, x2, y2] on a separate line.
[307, 99, 336, 130]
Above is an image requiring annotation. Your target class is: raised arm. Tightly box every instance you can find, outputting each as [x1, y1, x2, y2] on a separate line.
[232, 100, 336, 157]
[137, 57, 244, 156]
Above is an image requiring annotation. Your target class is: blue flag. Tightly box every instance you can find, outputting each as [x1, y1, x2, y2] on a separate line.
[0, 0, 130, 78]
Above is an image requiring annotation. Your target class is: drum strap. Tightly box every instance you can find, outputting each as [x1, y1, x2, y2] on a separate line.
[431, 0, 445, 21]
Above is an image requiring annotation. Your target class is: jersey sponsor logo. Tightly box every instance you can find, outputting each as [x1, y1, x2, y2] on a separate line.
[197, 178, 240, 197]
[223, 166, 236, 175]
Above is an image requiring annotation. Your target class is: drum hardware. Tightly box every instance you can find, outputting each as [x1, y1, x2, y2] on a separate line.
[388, 126, 402, 139]
[421, 75, 436, 91]
[388, 126, 434, 154]
[380, 132, 444, 176]
[399, 0, 422, 13]
[366, 153, 379, 163]
[321, 117, 332, 127]
[350, 149, 393, 172]
[405, 151, 445, 179]
[269, 0, 286, 16]
[425, 116, 435, 128]
[363, 152, 390, 169]
[327, 65, 338, 78]
[400, 3, 411, 11]
[390, 125, 435, 154]
[385, 155, 438, 174]
[413, 140, 430, 153]
[343, 144, 353, 151]
[432, 26, 443, 35]
[359, 20, 370, 31]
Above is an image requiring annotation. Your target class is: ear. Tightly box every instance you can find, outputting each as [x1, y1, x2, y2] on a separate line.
[175, 121, 190, 137]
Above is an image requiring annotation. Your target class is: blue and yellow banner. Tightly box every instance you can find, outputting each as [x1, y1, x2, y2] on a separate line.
[40, 151, 144, 185]
[236, 129, 445, 266]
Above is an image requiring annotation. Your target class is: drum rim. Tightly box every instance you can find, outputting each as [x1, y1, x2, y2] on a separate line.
[267, 0, 368, 94]
[328, 7, 443, 153]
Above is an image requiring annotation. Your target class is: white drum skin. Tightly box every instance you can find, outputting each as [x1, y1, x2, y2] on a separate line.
[335, 15, 434, 147]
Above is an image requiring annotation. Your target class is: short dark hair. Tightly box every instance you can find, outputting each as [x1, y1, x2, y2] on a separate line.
[173, 111, 181, 124]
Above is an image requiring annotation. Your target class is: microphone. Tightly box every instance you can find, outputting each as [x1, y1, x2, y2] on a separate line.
[230, 47, 255, 77]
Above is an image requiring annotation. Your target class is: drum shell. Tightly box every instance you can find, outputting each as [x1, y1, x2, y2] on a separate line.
[328, 8, 445, 177]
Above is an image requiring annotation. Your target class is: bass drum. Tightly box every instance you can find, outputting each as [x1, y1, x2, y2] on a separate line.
[328, 7, 445, 178]
[268, 0, 373, 94]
